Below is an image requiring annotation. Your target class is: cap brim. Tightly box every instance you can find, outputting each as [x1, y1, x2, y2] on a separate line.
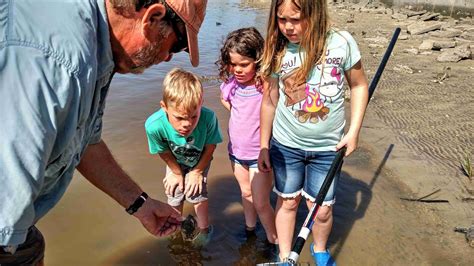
[185, 26, 199, 67]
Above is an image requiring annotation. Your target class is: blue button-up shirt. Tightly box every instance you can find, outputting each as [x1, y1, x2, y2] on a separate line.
[0, 0, 114, 245]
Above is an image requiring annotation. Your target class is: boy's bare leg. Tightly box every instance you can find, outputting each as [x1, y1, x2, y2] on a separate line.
[249, 168, 277, 243]
[306, 200, 333, 252]
[275, 195, 301, 258]
[232, 162, 258, 229]
[194, 200, 209, 230]
[171, 203, 184, 215]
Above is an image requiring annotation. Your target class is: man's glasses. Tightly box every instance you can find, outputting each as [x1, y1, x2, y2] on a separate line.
[164, 5, 188, 54]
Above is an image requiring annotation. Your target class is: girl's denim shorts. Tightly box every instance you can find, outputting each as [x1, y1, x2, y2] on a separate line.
[269, 138, 341, 205]
[229, 154, 258, 168]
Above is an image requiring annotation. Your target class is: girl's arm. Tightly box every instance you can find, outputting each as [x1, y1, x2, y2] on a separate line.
[220, 92, 231, 111]
[258, 77, 279, 172]
[337, 61, 369, 156]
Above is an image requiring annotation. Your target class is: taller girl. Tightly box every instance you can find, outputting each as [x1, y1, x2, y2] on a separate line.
[259, 0, 369, 265]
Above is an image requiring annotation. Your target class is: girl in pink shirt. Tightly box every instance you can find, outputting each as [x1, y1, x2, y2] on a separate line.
[217, 27, 277, 250]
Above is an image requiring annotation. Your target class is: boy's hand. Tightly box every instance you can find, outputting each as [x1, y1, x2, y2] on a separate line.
[184, 169, 203, 198]
[163, 172, 184, 197]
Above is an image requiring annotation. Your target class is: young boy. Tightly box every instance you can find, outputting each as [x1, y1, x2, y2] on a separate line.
[145, 68, 222, 246]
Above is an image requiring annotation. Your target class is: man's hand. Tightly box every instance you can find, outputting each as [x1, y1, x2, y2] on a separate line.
[133, 198, 183, 237]
[163, 172, 184, 197]
[184, 169, 203, 198]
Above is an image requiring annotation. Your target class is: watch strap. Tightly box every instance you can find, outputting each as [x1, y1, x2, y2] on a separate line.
[126, 192, 148, 215]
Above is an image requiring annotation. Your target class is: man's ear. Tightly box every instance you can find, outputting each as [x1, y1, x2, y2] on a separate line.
[141, 3, 167, 39]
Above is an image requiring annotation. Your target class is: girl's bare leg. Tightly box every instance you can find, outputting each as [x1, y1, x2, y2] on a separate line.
[306, 200, 333, 251]
[233, 162, 258, 229]
[249, 168, 277, 243]
[275, 195, 301, 258]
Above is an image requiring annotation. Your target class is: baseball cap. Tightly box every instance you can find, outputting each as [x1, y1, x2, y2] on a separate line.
[165, 0, 208, 67]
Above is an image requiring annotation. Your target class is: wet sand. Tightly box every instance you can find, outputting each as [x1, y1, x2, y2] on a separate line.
[37, 0, 473, 265]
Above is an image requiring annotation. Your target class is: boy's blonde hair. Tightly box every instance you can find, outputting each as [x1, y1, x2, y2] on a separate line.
[162, 68, 203, 112]
[261, 0, 330, 85]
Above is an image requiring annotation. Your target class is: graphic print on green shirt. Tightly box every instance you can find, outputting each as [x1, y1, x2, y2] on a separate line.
[145, 107, 223, 168]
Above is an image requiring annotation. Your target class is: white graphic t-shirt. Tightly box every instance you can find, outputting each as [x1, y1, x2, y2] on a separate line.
[272, 30, 361, 151]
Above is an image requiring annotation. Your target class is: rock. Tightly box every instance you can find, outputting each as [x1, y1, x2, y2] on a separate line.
[419, 51, 433, 55]
[401, 9, 427, 17]
[432, 40, 456, 50]
[437, 44, 472, 62]
[430, 29, 463, 38]
[437, 49, 462, 62]
[453, 44, 472, 59]
[403, 48, 419, 55]
[460, 31, 474, 41]
[419, 40, 434, 50]
[454, 37, 474, 45]
[392, 13, 408, 21]
[418, 12, 440, 21]
[408, 21, 443, 35]
[399, 34, 409, 40]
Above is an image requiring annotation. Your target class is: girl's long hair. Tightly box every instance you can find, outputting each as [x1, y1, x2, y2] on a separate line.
[215, 27, 265, 88]
[261, 0, 330, 85]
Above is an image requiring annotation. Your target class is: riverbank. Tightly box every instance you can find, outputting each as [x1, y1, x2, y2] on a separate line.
[332, 0, 473, 262]
[36, 0, 473, 265]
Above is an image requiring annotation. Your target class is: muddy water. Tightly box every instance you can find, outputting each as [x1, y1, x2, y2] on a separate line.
[37, 0, 468, 265]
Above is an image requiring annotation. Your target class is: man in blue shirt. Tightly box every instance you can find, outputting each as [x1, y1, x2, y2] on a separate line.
[0, 0, 208, 264]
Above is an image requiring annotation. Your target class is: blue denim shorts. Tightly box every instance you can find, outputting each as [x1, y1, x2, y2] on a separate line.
[269, 138, 341, 205]
[229, 154, 258, 168]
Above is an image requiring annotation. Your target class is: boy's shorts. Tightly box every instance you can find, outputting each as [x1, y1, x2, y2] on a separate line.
[269, 138, 341, 206]
[229, 154, 258, 168]
[166, 164, 209, 206]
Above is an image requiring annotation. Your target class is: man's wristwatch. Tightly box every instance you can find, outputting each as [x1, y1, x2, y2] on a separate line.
[125, 192, 148, 215]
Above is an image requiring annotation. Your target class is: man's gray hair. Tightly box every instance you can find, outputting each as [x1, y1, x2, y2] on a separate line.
[109, 0, 164, 16]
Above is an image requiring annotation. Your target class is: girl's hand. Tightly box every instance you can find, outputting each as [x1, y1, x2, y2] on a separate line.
[336, 131, 359, 157]
[258, 148, 272, 172]
[184, 170, 203, 198]
[163, 172, 184, 197]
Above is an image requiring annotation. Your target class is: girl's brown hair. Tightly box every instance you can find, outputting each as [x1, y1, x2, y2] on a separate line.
[261, 0, 330, 85]
[215, 27, 265, 87]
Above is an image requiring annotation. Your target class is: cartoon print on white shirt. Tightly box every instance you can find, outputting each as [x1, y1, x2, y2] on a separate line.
[280, 48, 345, 124]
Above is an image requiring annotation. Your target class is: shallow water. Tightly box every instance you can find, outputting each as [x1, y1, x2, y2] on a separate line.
[37, 0, 473, 265]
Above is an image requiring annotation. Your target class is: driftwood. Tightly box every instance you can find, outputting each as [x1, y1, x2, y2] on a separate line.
[400, 189, 449, 203]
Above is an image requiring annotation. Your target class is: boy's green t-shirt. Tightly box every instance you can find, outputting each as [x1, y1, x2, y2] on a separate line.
[145, 106, 223, 168]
